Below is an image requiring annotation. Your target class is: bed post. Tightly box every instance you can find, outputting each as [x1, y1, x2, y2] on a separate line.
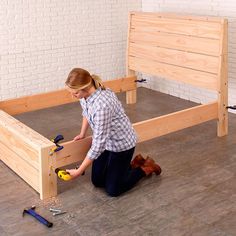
[126, 12, 137, 104]
[126, 70, 137, 104]
[217, 19, 228, 137]
[39, 145, 58, 200]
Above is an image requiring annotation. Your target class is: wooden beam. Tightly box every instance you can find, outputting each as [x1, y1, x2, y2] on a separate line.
[104, 76, 137, 93]
[0, 90, 76, 116]
[130, 12, 224, 24]
[126, 12, 137, 104]
[0, 110, 51, 148]
[217, 19, 228, 137]
[0, 76, 137, 115]
[39, 146, 58, 200]
[130, 30, 221, 56]
[129, 43, 219, 74]
[0, 110, 51, 168]
[0, 141, 40, 192]
[129, 56, 218, 91]
[131, 14, 222, 39]
[133, 102, 218, 143]
[49, 102, 218, 172]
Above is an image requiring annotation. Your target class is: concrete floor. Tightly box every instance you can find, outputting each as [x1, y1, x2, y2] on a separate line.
[1, 87, 236, 236]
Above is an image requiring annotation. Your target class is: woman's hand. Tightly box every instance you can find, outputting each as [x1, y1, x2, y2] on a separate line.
[66, 168, 81, 179]
[66, 157, 92, 180]
[73, 133, 85, 141]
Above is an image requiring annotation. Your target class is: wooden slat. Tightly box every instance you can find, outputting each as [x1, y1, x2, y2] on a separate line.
[0, 123, 39, 169]
[0, 110, 51, 149]
[0, 89, 77, 116]
[129, 56, 218, 91]
[52, 137, 92, 169]
[130, 30, 221, 56]
[0, 76, 137, 115]
[129, 43, 219, 74]
[133, 102, 218, 143]
[131, 14, 222, 39]
[130, 12, 224, 23]
[0, 141, 39, 192]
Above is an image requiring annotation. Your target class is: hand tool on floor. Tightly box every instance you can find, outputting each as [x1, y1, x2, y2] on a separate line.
[23, 206, 53, 228]
[49, 207, 61, 213]
[49, 134, 64, 155]
[49, 208, 67, 216]
[53, 211, 67, 216]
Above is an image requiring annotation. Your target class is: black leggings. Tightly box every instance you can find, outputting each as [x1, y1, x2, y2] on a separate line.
[91, 147, 145, 197]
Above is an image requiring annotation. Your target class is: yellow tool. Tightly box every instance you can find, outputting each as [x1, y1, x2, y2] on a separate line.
[55, 168, 72, 181]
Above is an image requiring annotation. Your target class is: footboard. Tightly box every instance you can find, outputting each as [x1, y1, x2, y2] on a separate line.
[0, 110, 54, 198]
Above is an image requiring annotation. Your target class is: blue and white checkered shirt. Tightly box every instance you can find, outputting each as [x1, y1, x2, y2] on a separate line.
[80, 88, 137, 160]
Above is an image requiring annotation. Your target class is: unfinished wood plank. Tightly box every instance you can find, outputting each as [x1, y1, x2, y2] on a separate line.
[0, 110, 53, 148]
[124, 72, 137, 104]
[52, 136, 92, 169]
[130, 12, 224, 23]
[130, 30, 221, 56]
[0, 124, 39, 169]
[129, 56, 218, 91]
[217, 19, 228, 137]
[126, 90, 137, 104]
[0, 141, 39, 192]
[0, 76, 137, 115]
[0, 90, 77, 116]
[129, 43, 219, 74]
[131, 14, 222, 39]
[104, 76, 137, 93]
[133, 102, 218, 143]
[39, 146, 58, 200]
[0, 110, 52, 170]
[126, 12, 137, 104]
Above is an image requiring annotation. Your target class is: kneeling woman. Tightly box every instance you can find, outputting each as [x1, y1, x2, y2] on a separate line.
[65, 68, 161, 197]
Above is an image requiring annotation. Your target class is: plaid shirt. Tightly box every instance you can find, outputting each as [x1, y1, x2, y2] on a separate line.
[80, 88, 137, 160]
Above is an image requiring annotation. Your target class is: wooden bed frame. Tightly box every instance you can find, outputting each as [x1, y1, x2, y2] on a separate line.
[0, 12, 228, 200]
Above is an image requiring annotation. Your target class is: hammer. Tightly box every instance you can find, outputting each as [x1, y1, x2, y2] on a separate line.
[23, 206, 53, 228]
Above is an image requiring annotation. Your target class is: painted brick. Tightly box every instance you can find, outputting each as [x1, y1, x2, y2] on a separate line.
[0, 0, 141, 100]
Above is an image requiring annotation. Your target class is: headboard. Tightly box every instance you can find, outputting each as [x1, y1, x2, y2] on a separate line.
[126, 12, 228, 139]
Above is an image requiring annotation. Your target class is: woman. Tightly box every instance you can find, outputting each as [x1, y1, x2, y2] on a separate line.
[65, 68, 161, 197]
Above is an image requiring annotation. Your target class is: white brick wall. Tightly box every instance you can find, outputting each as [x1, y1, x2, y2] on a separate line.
[1, 0, 235, 114]
[142, 0, 236, 113]
[0, 0, 141, 100]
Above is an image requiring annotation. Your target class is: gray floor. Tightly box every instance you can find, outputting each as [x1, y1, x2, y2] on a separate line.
[1, 87, 236, 236]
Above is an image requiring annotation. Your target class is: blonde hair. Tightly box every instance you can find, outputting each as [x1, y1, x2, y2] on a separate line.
[65, 68, 105, 90]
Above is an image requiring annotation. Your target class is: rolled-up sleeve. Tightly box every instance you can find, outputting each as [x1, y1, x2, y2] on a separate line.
[87, 106, 112, 160]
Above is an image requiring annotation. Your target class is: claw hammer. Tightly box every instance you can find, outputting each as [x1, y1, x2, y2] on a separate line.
[23, 205, 53, 228]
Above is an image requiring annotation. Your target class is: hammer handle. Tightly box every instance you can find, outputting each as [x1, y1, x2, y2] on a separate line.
[27, 209, 53, 228]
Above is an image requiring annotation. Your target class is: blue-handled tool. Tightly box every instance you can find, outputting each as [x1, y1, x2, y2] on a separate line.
[23, 205, 53, 228]
[51, 134, 64, 144]
[49, 134, 64, 155]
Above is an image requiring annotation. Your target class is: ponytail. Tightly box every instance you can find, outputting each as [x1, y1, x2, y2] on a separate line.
[91, 74, 105, 90]
[65, 68, 105, 91]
